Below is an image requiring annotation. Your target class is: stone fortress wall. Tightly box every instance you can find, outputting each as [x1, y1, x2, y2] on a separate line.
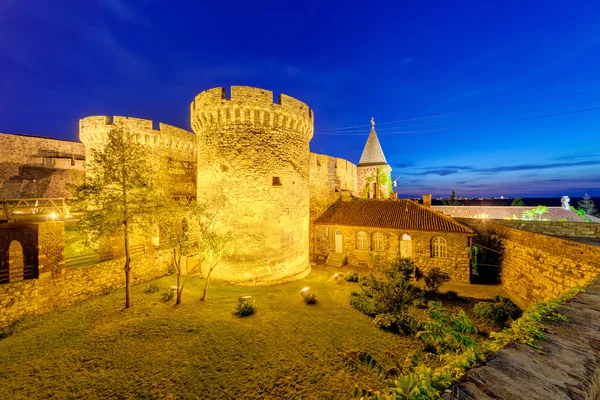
[0, 133, 85, 198]
[191, 86, 314, 283]
[79, 116, 197, 196]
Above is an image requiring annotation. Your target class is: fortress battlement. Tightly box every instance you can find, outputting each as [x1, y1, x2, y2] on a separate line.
[190, 86, 314, 139]
[79, 116, 196, 160]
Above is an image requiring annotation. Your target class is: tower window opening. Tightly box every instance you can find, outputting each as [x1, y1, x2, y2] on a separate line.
[272, 176, 282, 187]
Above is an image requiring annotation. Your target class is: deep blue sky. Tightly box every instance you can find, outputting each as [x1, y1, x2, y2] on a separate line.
[1, 0, 599, 198]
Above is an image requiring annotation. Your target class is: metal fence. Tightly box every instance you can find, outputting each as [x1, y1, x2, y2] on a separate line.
[0, 264, 38, 285]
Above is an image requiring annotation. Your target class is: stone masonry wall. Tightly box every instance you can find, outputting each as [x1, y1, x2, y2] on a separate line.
[0, 243, 169, 327]
[0, 133, 85, 198]
[309, 153, 357, 256]
[314, 224, 471, 282]
[463, 219, 600, 307]
[191, 86, 313, 284]
[493, 219, 600, 238]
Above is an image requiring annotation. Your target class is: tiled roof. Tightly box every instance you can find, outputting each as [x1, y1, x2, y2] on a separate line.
[586, 214, 600, 223]
[432, 206, 586, 222]
[314, 199, 473, 233]
[358, 127, 388, 166]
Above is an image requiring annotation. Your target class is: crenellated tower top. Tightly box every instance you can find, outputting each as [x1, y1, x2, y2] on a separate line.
[190, 86, 314, 139]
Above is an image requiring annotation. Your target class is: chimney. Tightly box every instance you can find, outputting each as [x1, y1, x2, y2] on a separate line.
[423, 194, 432, 208]
[561, 196, 570, 210]
[341, 189, 352, 202]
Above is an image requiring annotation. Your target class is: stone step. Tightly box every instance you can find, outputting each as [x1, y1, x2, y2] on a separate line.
[325, 252, 345, 267]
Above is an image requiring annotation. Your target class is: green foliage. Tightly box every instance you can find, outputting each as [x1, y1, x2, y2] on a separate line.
[303, 292, 318, 304]
[362, 167, 393, 198]
[423, 268, 450, 293]
[350, 292, 377, 316]
[161, 290, 174, 303]
[373, 311, 417, 334]
[571, 205, 591, 222]
[577, 193, 597, 216]
[473, 296, 521, 327]
[471, 246, 478, 276]
[344, 271, 360, 282]
[486, 287, 584, 352]
[234, 300, 255, 317]
[416, 302, 477, 354]
[511, 197, 526, 206]
[522, 205, 548, 220]
[144, 284, 160, 294]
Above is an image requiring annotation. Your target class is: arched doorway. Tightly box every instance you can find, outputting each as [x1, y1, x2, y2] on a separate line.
[400, 233, 412, 258]
[334, 229, 343, 253]
[8, 240, 24, 283]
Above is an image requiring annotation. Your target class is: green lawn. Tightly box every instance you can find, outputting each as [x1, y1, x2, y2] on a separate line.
[0, 268, 430, 399]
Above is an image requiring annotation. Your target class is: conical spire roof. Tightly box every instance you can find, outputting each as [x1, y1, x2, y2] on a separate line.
[358, 118, 388, 166]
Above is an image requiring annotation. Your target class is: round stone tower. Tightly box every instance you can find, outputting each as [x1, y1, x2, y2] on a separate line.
[191, 86, 314, 284]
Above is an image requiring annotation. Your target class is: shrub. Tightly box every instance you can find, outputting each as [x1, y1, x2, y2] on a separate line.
[350, 293, 377, 317]
[424, 268, 450, 293]
[303, 292, 318, 304]
[444, 290, 459, 301]
[474, 296, 522, 327]
[344, 271, 359, 282]
[234, 300, 255, 317]
[373, 311, 417, 334]
[167, 263, 175, 275]
[161, 290, 174, 302]
[412, 290, 427, 309]
[144, 284, 160, 294]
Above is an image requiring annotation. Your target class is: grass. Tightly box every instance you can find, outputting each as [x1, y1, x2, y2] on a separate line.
[0, 268, 427, 399]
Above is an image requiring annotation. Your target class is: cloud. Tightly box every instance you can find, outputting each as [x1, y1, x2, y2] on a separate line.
[97, 0, 149, 24]
[455, 181, 467, 185]
[403, 165, 474, 176]
[399, 57, 416, 66]
[477, 160, 600, 175]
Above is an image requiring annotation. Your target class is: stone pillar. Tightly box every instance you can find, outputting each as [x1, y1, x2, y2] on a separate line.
[37, 221, 65, 279]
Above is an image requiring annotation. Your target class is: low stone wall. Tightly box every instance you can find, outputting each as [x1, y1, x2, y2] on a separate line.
[0, 249, 169, 327]
[493, 219, 600, 238]
[462, 219, 600, 307]
[442, 278, 600, 400]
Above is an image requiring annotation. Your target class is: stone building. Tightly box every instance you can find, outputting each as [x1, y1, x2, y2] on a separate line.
[314, 196, 474, 282]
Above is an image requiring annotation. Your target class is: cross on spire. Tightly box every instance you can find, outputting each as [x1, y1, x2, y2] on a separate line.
[371, 117, 375, 129]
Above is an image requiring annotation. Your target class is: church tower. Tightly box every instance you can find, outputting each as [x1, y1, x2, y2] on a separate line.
[357, 118, 392, 198]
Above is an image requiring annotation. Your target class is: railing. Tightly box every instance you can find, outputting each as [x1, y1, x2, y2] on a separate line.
[0, 198, 79, 221]
[0, 265, 38, 285]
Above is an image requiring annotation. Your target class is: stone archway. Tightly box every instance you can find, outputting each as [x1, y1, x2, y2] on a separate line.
[8, 240, 24, 283]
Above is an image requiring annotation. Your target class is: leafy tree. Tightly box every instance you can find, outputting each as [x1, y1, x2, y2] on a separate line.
[157, 199, 199, 305]
[511, 197, 525, 206]
[443, 189, 461, 205]
[200, 231, 233, 301]
[578, 193, 597, 216]
[522, 205, 548, 221]
[73, 124, 157, 308]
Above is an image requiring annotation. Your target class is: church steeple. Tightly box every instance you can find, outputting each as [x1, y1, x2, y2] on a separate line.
[358, 117, 388, 166]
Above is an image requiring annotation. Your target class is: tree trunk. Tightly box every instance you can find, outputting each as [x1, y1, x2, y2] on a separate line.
[124, 219, 132, 308]
[201, 268, 213, 301]
[176, 271, 182, 305]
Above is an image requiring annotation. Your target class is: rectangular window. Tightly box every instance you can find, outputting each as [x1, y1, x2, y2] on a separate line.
[272, 176, 282, 186]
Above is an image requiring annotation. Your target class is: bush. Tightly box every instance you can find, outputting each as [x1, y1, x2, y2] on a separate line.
[424, 268, 450, 293]
[144, 284, 160, 294]
[161, 290, 174, 302]
[474, 296, 522, 327]
[350, 293, 377, 317]
[234, 300, 255, 317]
[373, 311, 417, 334]
[167, 263, 175, 275]
[344, 271, 360, 282]
[412, 290, 427, 309]
[444, 290, 459, 301]
[303, 292, 318, 304]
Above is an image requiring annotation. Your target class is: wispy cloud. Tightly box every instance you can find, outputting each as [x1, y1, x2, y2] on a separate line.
[477, 160, 600, 175]
[97, 0, 149, 24]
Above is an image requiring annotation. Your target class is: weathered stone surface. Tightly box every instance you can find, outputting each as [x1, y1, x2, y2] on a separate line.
[442, 279, 600, 400]
[493, 219, 600, 239]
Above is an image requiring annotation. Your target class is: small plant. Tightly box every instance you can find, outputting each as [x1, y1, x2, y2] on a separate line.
[167, 263, 176, 275]
[161, 290, 174, 302]
[424, 268, 450, 293]
[102, 283, 117, 295]
[474, 296, 522, 327]
[373, 311, 417, 334]
[350, 292, 377, 316]
[303, 292, 318, 304]
[344, 271, 360, 282]
[144, 284, 160, 294]
[412, 290, 427, 309]
[234, 299, 255, 317]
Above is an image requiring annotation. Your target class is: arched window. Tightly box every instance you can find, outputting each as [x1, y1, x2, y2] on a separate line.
[372, 232, 384, 251]
[431, 237, 447, 258]
[356, 231, 368, 250]
[400, 233, 413, 258]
